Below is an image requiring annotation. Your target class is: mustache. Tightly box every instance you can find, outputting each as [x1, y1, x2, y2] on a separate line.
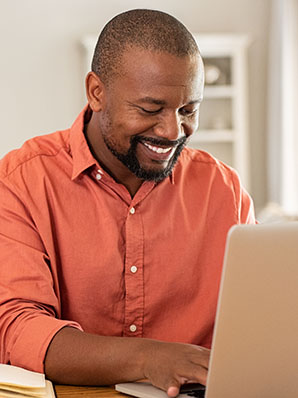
[133, 135, 187, 148]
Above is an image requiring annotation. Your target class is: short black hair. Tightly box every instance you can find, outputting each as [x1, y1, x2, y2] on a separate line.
[91, 9, 199, 84]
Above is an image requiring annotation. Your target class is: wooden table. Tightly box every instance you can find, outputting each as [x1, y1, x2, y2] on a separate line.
[55, 385, 125, 397]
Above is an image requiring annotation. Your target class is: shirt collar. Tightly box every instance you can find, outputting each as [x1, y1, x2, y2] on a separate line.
[70, 105, 98, 180]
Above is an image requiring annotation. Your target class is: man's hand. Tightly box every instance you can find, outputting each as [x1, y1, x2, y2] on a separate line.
[45, 327, 209, 398]
[143, 340, 210, 397]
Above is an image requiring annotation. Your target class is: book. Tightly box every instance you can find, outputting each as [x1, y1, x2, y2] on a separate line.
[0, 364, 55, 398]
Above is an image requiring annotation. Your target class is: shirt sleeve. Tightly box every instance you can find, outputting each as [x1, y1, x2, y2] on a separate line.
[230, 169, 257, 224]
[0, 179, 83, 373]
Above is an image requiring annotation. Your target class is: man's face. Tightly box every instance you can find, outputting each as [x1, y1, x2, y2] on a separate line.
[96, 47, 204, 182]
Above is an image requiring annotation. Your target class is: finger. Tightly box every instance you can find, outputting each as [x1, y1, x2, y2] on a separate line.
[189, 366, 208, 386]
[190, 347, 211, 369]
[167, 383, 180, 398]
[177, 362, 208, 386]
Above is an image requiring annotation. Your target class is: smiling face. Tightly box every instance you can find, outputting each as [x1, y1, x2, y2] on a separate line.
[86, 46, 204, 193]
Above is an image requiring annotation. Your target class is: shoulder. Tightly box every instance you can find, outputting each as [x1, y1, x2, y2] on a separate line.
[176, 147, 239, 184]
[174, 147, 255, 223]
[0, 129, 70, 180]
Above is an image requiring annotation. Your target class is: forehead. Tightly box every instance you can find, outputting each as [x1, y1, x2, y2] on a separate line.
[111, 47, 204, 102]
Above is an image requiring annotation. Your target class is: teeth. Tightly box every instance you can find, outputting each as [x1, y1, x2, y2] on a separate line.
[143, 142, 172, 154]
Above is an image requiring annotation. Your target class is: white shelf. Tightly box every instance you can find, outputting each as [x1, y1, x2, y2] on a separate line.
[194, 34, 250, 189]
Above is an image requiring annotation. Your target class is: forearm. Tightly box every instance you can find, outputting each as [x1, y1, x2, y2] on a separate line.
[45, 326, 210, 397]
[44, 327, 151, 385]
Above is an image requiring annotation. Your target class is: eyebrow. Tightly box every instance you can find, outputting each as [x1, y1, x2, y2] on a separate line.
[137, 97, 203, 106]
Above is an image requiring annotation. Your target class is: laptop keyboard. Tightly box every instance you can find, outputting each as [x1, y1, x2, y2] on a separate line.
[180, 384, 206, 398]
[186, 388, 205, 397]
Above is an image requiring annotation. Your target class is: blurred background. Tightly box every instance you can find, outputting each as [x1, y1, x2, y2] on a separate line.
[0, 0, 297, 219]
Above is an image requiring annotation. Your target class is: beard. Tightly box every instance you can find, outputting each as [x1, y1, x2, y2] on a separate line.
[103, 134, 187, 182]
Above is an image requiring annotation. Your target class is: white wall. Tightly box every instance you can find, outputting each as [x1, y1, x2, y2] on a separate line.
[0, 0, 270, 210]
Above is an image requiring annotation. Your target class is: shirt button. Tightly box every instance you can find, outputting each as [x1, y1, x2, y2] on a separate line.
[96, 173, 102, 180]
[130, 266, 138, 273]
[129, 207, 135, 215]
[130, 324, 137, 332]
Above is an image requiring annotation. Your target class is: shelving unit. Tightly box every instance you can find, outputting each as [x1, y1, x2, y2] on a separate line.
[190, 34, 251, 189]
[81, 34, 250, 189]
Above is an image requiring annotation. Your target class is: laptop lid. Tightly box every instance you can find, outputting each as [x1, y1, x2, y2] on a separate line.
[116, 222, 298, 398]
[205, 222, 298, 398]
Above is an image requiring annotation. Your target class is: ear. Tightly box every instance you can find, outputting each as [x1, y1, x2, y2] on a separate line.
[85, 71, 105, 112]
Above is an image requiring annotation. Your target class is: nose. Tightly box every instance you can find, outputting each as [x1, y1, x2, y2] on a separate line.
[153, 111, 185, 142]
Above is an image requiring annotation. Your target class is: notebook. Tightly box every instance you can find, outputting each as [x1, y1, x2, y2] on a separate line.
[116, 222, 298, 398]
[0, 364, 55, 398]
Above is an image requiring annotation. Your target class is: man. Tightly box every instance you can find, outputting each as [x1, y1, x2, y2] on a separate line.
[0, 9, 255, 397]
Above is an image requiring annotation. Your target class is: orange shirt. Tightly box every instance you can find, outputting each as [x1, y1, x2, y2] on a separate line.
[0, 107, 255, 373]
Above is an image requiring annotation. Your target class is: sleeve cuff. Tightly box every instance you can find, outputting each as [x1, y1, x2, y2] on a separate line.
[10, 315, 83, 373]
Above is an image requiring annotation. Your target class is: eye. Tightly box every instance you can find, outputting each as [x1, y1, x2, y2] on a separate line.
[139, 106, 163, 115]
[179, 107, 198, 116]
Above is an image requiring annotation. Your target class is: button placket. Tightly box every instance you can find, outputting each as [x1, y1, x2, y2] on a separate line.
[124, 207, 144, 336]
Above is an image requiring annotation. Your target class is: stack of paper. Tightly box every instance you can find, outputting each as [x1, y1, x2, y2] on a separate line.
[0, 364, 55, 398]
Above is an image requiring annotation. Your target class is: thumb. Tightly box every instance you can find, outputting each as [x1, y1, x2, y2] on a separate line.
[167, 381, 180, 398]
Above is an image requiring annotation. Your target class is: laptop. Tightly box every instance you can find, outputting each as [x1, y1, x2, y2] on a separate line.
[116, 222, 298, 398]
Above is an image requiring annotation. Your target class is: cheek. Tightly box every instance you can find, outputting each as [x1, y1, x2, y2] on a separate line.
[185, 114, 200, 135]
[112, 118, 153, 141]
[100, 106, 155, 146]
[100, 117, 134, 153]
[122, 113, 155, 134]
